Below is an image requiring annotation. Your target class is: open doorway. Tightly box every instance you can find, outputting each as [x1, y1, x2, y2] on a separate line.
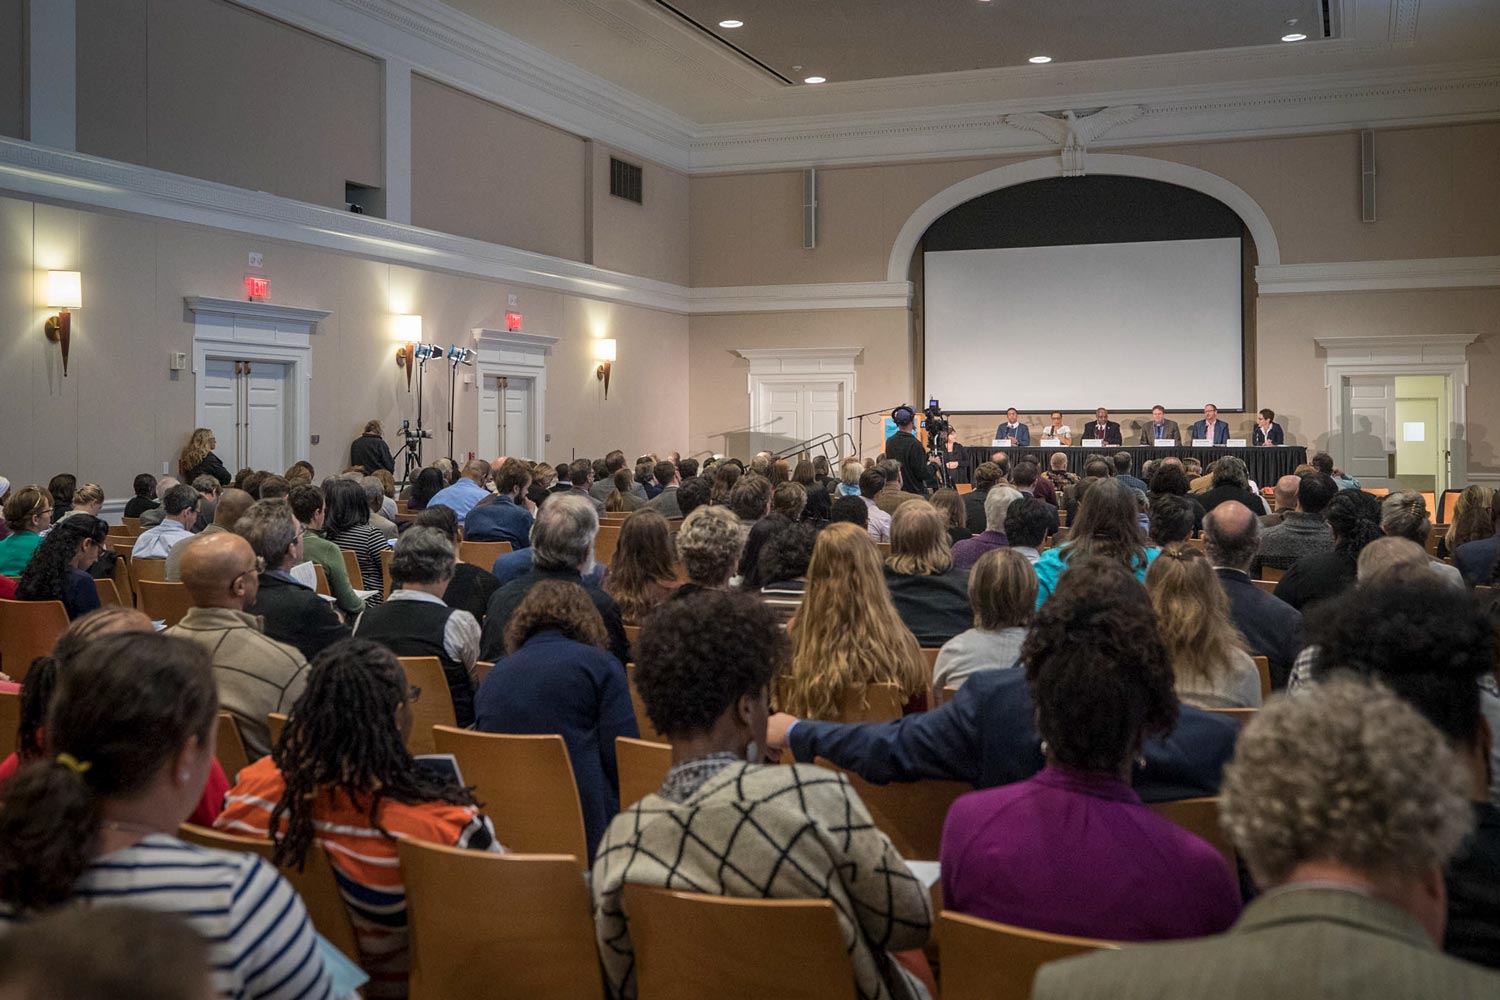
[1335, 373, 1451, 494]
[1393, 376, 1449, 495]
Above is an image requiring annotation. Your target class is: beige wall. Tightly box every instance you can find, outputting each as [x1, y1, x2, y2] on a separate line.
[586, 141, 690, 286]
[0, 192, 689, 494]
[75, 0, 382, 208]
[0, 0, 23, 140]
[411, 75, 587, 262]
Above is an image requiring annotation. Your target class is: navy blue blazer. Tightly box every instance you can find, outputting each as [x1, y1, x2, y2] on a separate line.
[473, 629, 638, 857]
[1215, 568, 1303, 689]
[463, 495, 534, 548]
[1455, 536, 1500, 587]
[994, 422, 1031, 446]
[1252, 422, 1284, 446]
[1190, 420, 1232, 445]
[787, 667, 1239, 802]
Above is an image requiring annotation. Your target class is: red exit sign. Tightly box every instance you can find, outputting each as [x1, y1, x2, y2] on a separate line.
[505, 311, 523, 331]
[245, 275, 270, 299]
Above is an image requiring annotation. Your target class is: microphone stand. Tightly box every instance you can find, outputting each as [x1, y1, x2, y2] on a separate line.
[847, 405, 905, 462]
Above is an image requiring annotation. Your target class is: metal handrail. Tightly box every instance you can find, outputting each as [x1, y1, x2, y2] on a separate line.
[771, 431, 855, 464]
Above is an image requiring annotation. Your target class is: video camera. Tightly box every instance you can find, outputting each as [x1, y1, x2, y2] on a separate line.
[402, 418, 433, 442]
[923, 398, 951, 437]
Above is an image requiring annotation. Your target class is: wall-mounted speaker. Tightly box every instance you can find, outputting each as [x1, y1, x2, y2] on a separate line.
[1360, 129, 1376, 223]
[803, 167, 818, 249]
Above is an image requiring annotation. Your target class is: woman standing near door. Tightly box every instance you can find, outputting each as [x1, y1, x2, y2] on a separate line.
[178, 428, 231, 485]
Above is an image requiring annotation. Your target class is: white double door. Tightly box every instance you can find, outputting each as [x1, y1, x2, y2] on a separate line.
[479, 374, 535, 459]
[200, 358, 291, 472]
[759, 381, 844, 449]
[1340, 374, 1450, 492]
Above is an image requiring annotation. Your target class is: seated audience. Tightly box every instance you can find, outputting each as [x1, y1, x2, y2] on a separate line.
[122, 472, 159, 519]
[781, 522, 929, 719]
[14, 513, 106, 619]
[464, 457, 534, 547]
[933, 549, 1035, 691]
[753, 520, 817, 624]
[771, 481, 807, 523]
[605, 467, 645, 513]
[1148, 493, 1196, 547]
[46, 473, 76, 520]
[138, 476, 181, 528]
[931, 488, 972, 546]
[1311, 450, 1361, 490]
[1442, 485, 1493, 561]
[1257, 472, 1338, 573]
[884, 501, 973, 646]
[674, 473, 711, 518]
[284, 459, 316, 485]
[166, 486, 253, 581]
[190, 475, 220, 525]
[635, 457, 660, 499]
[217, 640, 499, 994]
[1003, 496, 1050, 564]
[54, 482, 102, 524]
[953, 486, 1021, 571]
[1012, 459, 1058, 510]
[167, 533, 311, 758]
[354, 527, 480, 727]
[426, 459, 492, 520]
[728, 475, 773, 534]
[1456, 488, 1500, 586]
[0, 631, 332, 998]
[592, 451, 646, 503]
[288, 484, 364, 615]
[1198, 457, 1264, 514]
[258, 475, 291, 502]
[670, 504, 744, 600]
[1112, 451, 1149, 493]
[641, 460, 682, 518]
[131, 484, 200, 560]
[1204, 502, 1304, 689]
[408, 505, 498, 625]
[829, 493, 870, 530]
[525, 462, 556, 509]
[1273, 489, 1384, 611]
[1383, 490, 1465, 588]
[406, 466, 445, 511]
[601, 509, 679, 624]
[963, 461, 1005, 534]
[1146, 463, 1206, 534]
[238, 499, 349, 660]
[1034, 478, 1160, 605]
[324, 478, 389, 603]
[1062, 457, 1111, 524]
[565, 457, 607, 514]
[859, 468, 893, 542]
[874, 460, 915, 516]
[592, 591, 932, 1000]
[474, 581, 636, 856]
[792, 459, 830, 522]
[1033, 679, 1491, 999]
[1261, 474, 1301, 528]
[1044, 452, 1079, 492]
[0, 486, 53, 576]
[941, 559, 1240, 941]
[480, 494, 629, 665]
[360, 476, 398, 540]
[1146, 545, 1263, 709]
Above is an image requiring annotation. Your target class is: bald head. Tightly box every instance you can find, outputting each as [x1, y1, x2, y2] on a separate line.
[179, 532, 260, 610]
[1273, 475, 1300, 512]
[461, 459, 490, 484]
[1204, 500, 1259, 571]
[213, 488, 255, 530]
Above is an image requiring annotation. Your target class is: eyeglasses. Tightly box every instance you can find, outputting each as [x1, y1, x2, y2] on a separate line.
[232, 556, 266, 586]
[407, 684, 422, 704]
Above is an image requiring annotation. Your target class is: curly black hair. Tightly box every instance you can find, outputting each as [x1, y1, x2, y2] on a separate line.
[1147, 463, 1191, 497]
[15, 514, 107, 604]
[751, 520, 818, 588]
[1326, 490, 1383, 558]
[1312, 576, 1499, 745]
[633, 590, 789, 738]
[1148, 494, 1196, 547]
[270, 639, 477, 870]
[1021, 558, 1178, 773]
[829, 495, 869, 528]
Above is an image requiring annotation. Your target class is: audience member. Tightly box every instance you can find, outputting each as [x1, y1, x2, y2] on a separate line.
[463, 457, 534, 548]
[475, 581, 636, 856]
[674, 474, 711, 519]
[1044, 452, 1079, 492]
[287, 484, 364, 616]
[1261, 474, 1301, 527]
[601, 509, 679, 624]
[678, 457, 700, 480]
[604, 468, 644, 513]
[671, 504, 744, 599]
[423, 459, 489, 521]
[1273, 489, 1384, 611]
[1198, 457, 1264, 514]
[53, 481, 101, 523]
[166, 486, 254, 581]
[284, 459, 316, 485]
[406, 467, 445, 511]
[780, 523, 928, 719]
[566, 458, 607, 514]
[963, 462, 1005, 533]
[1113, 451, 1148, 493]
[1383, 490, 1465, 587]
[258, 475, 291, 502]
[131, 484, 200, 560]
[1063, 458, 1112, 524]
[727, 475, 773, 533]
[1034, 478, 1159, 605]
[884, 501, 972, 646]
[14, 513, 106, 619]
[123, 472, 159, 519]
[355, 475, 396, 540]
[0, 485, 51, 575]
[1442, 485, 1492, 558]
[1311, 450, 1361, 490]
[953, 485, 1021, 572]
[791, 459, 830, 522]
[933, 549, 1035, 691]
[771, 481, 807, 523]
[753, 520, 817, 624]
[237, 500, 349, 661]
[1146, 463, 1206, 534]
[1257, 472, 1338, 573]
[217, 639, 499, 991]
[1034, 679, 1489, 999]
[1146, 544, 1262, 709]
[189, 475, 221, 525]
[592, 591, 932, 1000]
[591, 451, 645, 503]
[829, 494, 870, 530]
[635, 457, 661, 499]
[1148, 494, 1196, 547]
[641, 460, 682, 517]
[324, 478, 389, 603]
[1204, 502, 1304, 689]
[857, 468, 893, 542]
[354, 527, 480, 727]
[526, 462, 556, 509]
[349, 419, 396, 475]
[0, 631, 331, 998]
[1456, 488, 1500, 586]
[942, 559, 1239, 941]
[873, 460, 914, 516]
[709, 461, 742, 506]
[178, 428, 231, 484]
[1013, 459, 1058, 509]
[1003, 497, 1050, 563]
[931, 488, 972, 545]
[403, 506, 492, 625]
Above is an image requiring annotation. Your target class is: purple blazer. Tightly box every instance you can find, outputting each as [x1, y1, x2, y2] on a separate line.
[951, 530, 1007, 572]
[940, 764, 1241, 942]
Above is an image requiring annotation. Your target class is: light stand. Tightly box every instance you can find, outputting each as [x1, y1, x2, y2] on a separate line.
[446, 345, 475, 460]
[403, 343, 442, 482]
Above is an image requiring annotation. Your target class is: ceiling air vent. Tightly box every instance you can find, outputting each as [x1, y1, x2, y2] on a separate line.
[610, 158, 644, 204]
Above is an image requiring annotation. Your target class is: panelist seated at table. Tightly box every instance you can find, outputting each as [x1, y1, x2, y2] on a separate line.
[1252, 408, 1285, 447]
[1041, 412, 1072, 445]
[1082, 408, 1123, 445]
[1189, 404, 1232, 445]
[994, 408, 1030, 446]
[1137, 405, 1182, 446]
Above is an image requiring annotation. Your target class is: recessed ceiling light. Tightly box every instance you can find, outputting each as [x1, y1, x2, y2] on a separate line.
[718, 19, 743, 28]
[803, 76, 827, 84]
[1028, 55, 1052, 64]
[1281, 32, 1307, 41]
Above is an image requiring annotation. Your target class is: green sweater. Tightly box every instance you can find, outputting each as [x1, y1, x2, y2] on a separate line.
[0, 531, 42, 577]
[303, 530, 366, 615]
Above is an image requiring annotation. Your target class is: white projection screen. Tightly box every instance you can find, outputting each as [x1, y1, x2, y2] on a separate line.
[923, 237, 1243, 412]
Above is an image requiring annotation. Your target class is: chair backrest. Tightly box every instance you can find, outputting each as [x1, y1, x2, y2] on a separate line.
[341, 549, 363, 591]
[1252, 655, 1271, 698]
[622, 884, 858, 1000]
[1420, 491, 1436, 516]
[111, 549, 134, 606]
[178, 823, 361, 963]
[1147, 796, 1237, 873]
[1208, 706, 1257, 724]
[939, 910, 1118, 1000]
[267, 712, 289, 748]
[135, 580, 195, 627]
[399, 842, 602, 1000]
[215, 712, 250, 783]
[1252, 579, 1277, 594]
[380, 547, 394, 600]
[397, 657, 457, 755]
[919, 648, 940, 684]
[816, 759, 966, 861]
[623, 624, 641, 658]
[875, 542, 892, 558]
[0, 599, 68, 682]
[616, 736, 672, 808]
[625, 662, 665, 743]
[122, 516, 142, 532]
[1260, 565, 1285, 582]
[1439, 489, 1462, 525]
[1362, 487, 1390, 498]
[311, 561, 330, 596]
[0, 690, 20, 761]
[935, 683, 960, 706]
[956, 483, 973, 494]
[431, 727, 589, 863]
[835, 681, 906, 723]
[595, 524, 622, 566]
[474, 660, 495, 688]
[458, 540, 512, 571]
[92, 576, 121, 606]
[129, 556, 167, 592]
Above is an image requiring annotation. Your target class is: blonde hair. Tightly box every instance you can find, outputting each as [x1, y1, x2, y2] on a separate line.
[363, 419, 384, 435]
[1446, 485, 1493, 551]
[676, 505, 742, 587]
[72, 483, 104, 507]
[969, 549, 1036, 631]
[930, 489, 965, 531]
[781, 523, 926, 720]
[886, 501, 953, 575]
[178, 428, 215, 475]
[1145, 543, 1248, 692]
[1356, 536, 1429, 582]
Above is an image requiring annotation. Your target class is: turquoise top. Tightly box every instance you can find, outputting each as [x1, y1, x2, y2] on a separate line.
[1033, 543, 1161, 606]
[0, 531, 43, 578]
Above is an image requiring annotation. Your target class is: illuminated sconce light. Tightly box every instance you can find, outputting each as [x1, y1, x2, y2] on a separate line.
[393, 315, 423, 392]
[594, 338, 617, 399]
[44, 270, 82, 378]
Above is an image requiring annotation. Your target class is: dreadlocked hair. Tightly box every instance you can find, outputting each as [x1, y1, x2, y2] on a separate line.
[269, 639, 476, 870]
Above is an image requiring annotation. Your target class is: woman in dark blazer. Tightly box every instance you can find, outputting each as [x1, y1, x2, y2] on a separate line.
[473, 579, 638, 857]
[178, 427, 231, 484]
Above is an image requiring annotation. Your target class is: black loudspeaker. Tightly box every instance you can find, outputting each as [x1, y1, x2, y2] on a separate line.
[803, 167, 818, 249]
[1360, 129, 1376, 223]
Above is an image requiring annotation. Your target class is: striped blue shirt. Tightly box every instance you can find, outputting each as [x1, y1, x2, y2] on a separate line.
[0, 834, 333, 1000]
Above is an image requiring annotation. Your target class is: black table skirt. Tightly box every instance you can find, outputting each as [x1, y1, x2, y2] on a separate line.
[957, 445, 1308, 486]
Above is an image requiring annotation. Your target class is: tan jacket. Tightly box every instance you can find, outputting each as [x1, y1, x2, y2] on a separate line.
[165, 606, 310, 759]
[875, 486, 920, 517]
[1034, 887, 1500, 1000]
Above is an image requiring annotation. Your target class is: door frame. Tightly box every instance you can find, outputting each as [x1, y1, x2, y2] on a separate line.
[737, 347, 862, 451]
[1317, 334, 1476, 491]
[473, 328, 557, 462]
[187, 297, 329, 472]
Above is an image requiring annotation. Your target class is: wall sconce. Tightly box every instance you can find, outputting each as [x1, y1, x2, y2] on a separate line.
[594, 338, 617, 399]
[393, 315, 423, 391]
[44, 270, 82, 378]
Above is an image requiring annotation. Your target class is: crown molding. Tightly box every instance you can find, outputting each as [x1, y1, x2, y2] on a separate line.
[1258, 256, 1500, 294]
[691, 282, 911, 314]
[184, 297, 332, 327]
[471, 328, 560, 352]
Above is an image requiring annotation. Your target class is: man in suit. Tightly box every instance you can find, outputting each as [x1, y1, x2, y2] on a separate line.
[1033, 680, 1497, 1000]
[1190, 403, 1232, 445]
[1204, 501, 1303, 688]
[590, 450, 647, 502]
[1253, 407, 1285, 446]
[565, 458, 606, 514]
[463, 457, 534, 548]
[1082, 407, 1123, 445]
[238, 498, 350, 661]
[640, 460, 682, 518]
[994, 407, 1030, 446]
[1137, 404, 1182, 445]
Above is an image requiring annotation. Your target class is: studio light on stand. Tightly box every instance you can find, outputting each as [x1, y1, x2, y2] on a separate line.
[446, 345, 474, 460]
[394, 330, 441, 485]
[44, 270, 82, 377]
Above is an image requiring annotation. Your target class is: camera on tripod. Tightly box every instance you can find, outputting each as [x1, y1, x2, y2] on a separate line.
[401, 419, 432, 442]
[923, 398, 951, 437]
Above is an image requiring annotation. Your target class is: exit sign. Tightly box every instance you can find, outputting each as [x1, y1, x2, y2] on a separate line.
[505, 311, 523, 331]
[245, 275, 270, 299]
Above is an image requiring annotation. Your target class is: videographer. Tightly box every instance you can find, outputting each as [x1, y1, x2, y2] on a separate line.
[349, 419, 395, 475]
[884, 405, 938, 497]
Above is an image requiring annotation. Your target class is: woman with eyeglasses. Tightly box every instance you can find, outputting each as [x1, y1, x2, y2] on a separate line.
[0, 486, 54, 577]
[216, 638, 500, 998]
[15, 514, 108, 620]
